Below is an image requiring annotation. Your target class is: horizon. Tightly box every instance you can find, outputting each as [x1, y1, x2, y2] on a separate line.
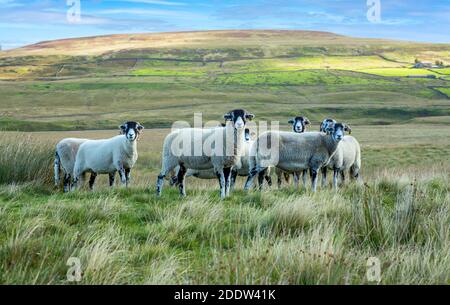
[1, 0, 450, 50]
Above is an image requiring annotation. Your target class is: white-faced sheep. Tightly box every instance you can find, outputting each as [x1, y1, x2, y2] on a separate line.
[275, 116, 310, 189]
[72, 121, 144, 190]
[245, 121, 351, 192]
[319, 119, 361, 188]
[156, 109, 255, 199]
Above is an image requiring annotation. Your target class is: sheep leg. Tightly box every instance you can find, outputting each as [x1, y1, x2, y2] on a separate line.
[333, 169, 339, 189]
[89, 173, 97, 191]
[54, 151, 61, 187]
[169, 176, 178, 187]
[284, 172, 291, 184]
[177, 164, 187, 197]
[156, 174, 165, 196]
[244, 166, 264, 191]
[302, 170, 307, 188]
[216, 169, 226, 199]
[321, 167, 328, 188]
[310, 168, 319, 192]
[125, 168, 131, 187]
[265, 175, 272, 188]
[293, 172, 300, 190]
[63, 174, 71, 193]
[340, 171, 346, 186]
[224, 167, 232, 197]
[277, 172, 282, 189]
[230, 169, 238, 191]
[118, 166, 127, 186]
[72, 172, 85, 191]
[258, 170, 265, 191]
[109, 172, 116, 187]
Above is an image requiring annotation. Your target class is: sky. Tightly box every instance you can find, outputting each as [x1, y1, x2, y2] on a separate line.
[0, 0, 449, 50]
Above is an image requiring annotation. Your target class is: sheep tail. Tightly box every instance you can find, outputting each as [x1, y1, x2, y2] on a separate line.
[54, 151, 61, 186]
[350, 144, 362, 180]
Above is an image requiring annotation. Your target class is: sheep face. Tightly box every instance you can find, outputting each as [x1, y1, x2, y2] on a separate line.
[288, 116, 310, 133]
[223, 109, 255, 130]
[326, 122, 350, 142]
[120, 121, 144, 142]
[320, 118, 337, 133]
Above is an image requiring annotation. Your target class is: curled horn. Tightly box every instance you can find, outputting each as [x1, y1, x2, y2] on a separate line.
[245, 112, 255, 120]
[223, 112, 233, 121]
[119, 123, 127, 134]
[344, 124, 352, 134]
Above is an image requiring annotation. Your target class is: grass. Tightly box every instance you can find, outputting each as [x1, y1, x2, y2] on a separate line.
[0, 167, 448, 284]
[434, 87, 450, 98]
[358, 68, 440, 77]
[0, 134, 54, 185]
[0, 128, 449, 284]
[214, 70, 392, 86]
[131, 68, 204, 77]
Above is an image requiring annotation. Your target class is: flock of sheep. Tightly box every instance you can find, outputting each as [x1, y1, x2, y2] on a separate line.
[54, 109, 361, 199]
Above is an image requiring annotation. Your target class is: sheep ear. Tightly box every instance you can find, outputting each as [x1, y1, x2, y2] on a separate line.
[137, 124, 144, 131]
[304, 117, 311, 125]
[344, 124, 352, 134]
[224, 113, 232, 121]
[245, 113, 255, 121]
[288, 119, 294, 124]
[119, 124, 127, 131]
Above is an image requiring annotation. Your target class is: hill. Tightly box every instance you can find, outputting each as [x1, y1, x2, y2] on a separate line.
[0, 30, 449, 131]
[0, 30, 424, 57]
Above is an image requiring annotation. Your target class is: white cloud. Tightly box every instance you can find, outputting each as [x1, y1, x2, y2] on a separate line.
[0, 0, 24, 7]
[98, 8, 205, 19]
[107, 0, 185, 6]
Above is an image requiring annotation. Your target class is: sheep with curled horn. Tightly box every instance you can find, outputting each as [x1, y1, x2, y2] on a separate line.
[274, 116, 310, 189]
[72, 121, 144, 190]
[245, 121, 351, 192]
[169, 127, 272, 190]
[156, 109, 255, 199]
[319, 118, 361, 189]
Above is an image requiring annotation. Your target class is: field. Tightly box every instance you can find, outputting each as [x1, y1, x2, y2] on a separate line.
[0, 30, 449, 284]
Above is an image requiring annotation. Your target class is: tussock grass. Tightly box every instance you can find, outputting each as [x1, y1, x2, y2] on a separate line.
[0, 134, 54, 185]
[0, 171, 448, 284]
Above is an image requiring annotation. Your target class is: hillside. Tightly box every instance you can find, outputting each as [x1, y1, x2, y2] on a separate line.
[0, 30, 449, 132]
[0, 30, 421, 57]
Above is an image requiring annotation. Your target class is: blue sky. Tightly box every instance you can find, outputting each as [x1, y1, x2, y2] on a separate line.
[1, 0, 449, 49]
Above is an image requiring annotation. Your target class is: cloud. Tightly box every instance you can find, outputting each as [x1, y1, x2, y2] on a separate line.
[0, 0, 24, 7]
[98, 8, 206, 19]
[107, 0, 186, 6]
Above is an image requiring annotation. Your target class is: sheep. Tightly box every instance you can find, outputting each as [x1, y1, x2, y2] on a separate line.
[319, 119, 361, 188]
[54, 138, 91, 192]
[72, 121, 144, 190]
[156, 109, 255, 199]
[245, 121, 351, 192]
[275, 116, 310, 189]
[320, 118, 336, 133]
[169, 128, 272, 190]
